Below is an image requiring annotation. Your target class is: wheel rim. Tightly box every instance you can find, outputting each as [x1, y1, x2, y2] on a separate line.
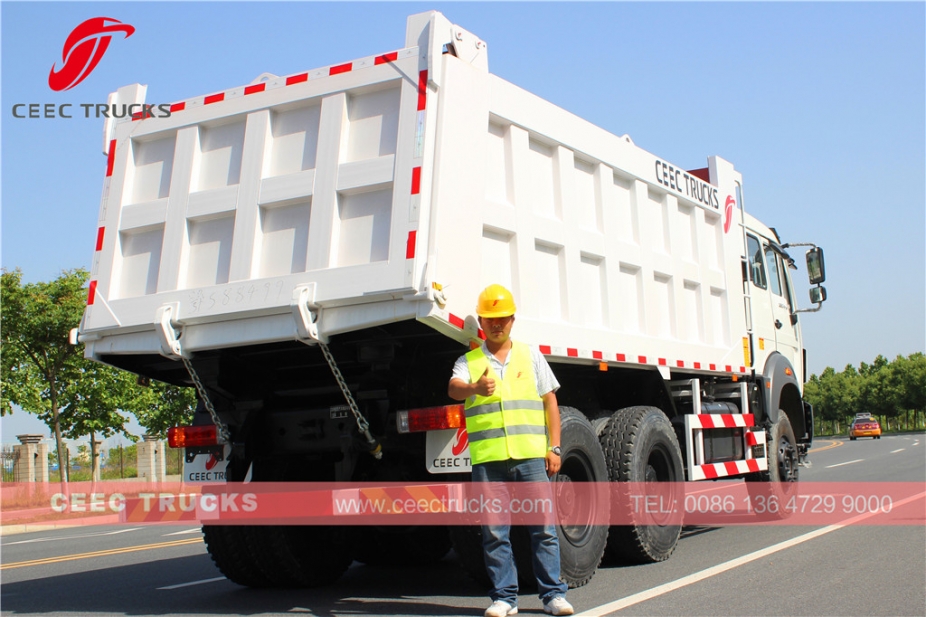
[555, 450, 597, 547]
[643, 445, 677, 526]
[777, 436, 798, 483]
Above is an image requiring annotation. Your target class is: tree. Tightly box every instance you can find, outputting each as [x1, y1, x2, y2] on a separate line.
[133, 381, 197, 437]
[59, 361, 141, 481]
[1, 269, 90, 482]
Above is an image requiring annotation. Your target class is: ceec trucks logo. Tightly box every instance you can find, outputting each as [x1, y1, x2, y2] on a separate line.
[48, 17, 135, 91]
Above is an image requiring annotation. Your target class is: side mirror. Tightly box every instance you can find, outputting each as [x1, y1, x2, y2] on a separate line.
[809, 286, 827, 304]
[806, 247, 825, 285]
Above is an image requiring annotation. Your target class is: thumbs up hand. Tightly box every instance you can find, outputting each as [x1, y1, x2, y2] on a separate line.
[474, 367, 496, 397]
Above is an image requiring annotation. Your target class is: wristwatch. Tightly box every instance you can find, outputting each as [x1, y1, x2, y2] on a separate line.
[549, 445, 562, 456]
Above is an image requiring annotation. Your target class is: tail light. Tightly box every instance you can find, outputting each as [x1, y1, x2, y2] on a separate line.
[397, 405, 465, 433]
[167, 425, 218, 448]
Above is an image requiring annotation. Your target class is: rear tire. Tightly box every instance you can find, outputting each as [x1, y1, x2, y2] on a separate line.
[554, 407, 610, 588]
[600, 406, 684, 564]
[450, 407, 609, 590]
[202, 525, 273, 588]
[354, 526, 452, 566]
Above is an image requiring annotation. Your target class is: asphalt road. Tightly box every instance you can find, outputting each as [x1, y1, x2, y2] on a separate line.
[2, 433, 924, 617]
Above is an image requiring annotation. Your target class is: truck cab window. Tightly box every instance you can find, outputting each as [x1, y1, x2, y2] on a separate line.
[765, 247, 782, 296]
[747, 235, 767, 289]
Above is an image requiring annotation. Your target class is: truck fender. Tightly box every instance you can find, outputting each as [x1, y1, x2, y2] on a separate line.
[761, 353, 805, 436]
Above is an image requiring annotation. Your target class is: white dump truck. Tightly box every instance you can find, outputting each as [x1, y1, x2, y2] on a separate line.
[75, 11, 827, 588]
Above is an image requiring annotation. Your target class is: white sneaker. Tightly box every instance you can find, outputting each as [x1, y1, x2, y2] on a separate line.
[485, 600, 518, 617]
[544, 596, 574, 616]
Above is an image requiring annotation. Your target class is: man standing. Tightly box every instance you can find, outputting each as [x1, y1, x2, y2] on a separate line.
[448, 284, 574, 617]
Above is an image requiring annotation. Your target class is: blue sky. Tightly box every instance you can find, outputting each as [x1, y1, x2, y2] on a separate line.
[2, 2, 924, 443]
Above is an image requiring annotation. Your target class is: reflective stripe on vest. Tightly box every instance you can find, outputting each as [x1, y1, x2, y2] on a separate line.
[464, 342, 547, 464]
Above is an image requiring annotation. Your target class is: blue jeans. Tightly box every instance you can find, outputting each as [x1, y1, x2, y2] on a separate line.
[471, 458, 568, 606]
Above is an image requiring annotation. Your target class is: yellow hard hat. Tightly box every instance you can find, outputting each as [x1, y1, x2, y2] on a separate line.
[476, 284, 517, 318]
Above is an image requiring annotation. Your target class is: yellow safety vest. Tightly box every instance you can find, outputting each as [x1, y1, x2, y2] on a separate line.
[464, 342, 548, 464]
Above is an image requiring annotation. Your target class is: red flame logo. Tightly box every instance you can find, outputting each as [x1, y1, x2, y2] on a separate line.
[723, 195, 736, 234]
[451, 426, 469, 456]
[205, 454, 219, 471]
[49, 17, 134, 92]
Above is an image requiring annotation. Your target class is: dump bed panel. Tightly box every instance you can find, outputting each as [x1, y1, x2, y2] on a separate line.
[423, 54, 751, 375]
[82, 36, 438, 355]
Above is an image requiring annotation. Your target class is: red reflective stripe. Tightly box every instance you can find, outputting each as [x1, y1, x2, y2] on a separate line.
[286, 73, 308, 85]
[406, 230, 417, 259]
[702, 465, 718, 479]
[694, 362, 702, 369]
[658, 358, 667, 366]
[677, 360, 685, 368]
[417, 70, 428, 111]
[746, 459, 760, 473]
[699, 415, 715, 429]
[567, 348, 578, 357]
[539, 345, 552, 355]
[204, 93, 225, 105]
[616, 353, 626, 362]
[87, 280, 98, 305]
[743, 414, 755, 427]
[724, 461, 740, 476]
[638, 356, 647, 364]
[95, 227, 105, 251]
[411, 167, 422, 194]
[709, 364, 717, 371]
[745, 431, 758, 446]
[106, 140, 116, 177]
[375, 52, 398, 65]
[592, 351, 603, 360]
[330, 62, 352, 75]
[170, 102, 186, 113]
[449, 314, 465, 329]
[725, 365, 733, 372]
[244, 83, 266, 95]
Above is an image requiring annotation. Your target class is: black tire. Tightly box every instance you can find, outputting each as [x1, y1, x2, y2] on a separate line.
[600, 406, 684, 564]
[591, 416, 611, 439]
[554, 407, 610, 588]
[244, 525, 353, 587]
[202, 525, 274, 588]
[353, 526, 452, 566]
[451, 408, 609, 590]
[746, 412, 799, 519]
[850, 436, 857, 441]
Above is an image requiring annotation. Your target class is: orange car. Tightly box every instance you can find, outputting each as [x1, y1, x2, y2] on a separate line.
[849, 416, 882, 440]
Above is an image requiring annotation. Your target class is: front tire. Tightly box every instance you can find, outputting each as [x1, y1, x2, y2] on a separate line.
[747, 412, 799, 519]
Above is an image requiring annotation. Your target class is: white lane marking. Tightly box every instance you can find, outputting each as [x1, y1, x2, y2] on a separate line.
[891, 449, 905, 454]
[575, 491, 926, 617]
[157, 576, 226, 590]
[826, 459, 864, 468]
[2, 527, 142, 546]
[162, 528, 203, 536]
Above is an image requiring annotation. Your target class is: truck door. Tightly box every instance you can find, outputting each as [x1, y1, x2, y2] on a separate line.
[764, 244, 802, 378]
[746, 234, 775, 369]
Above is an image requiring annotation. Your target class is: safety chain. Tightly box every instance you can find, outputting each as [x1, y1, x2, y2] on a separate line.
[182, 357, 231, 445]
[318, 342, 382, 459]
